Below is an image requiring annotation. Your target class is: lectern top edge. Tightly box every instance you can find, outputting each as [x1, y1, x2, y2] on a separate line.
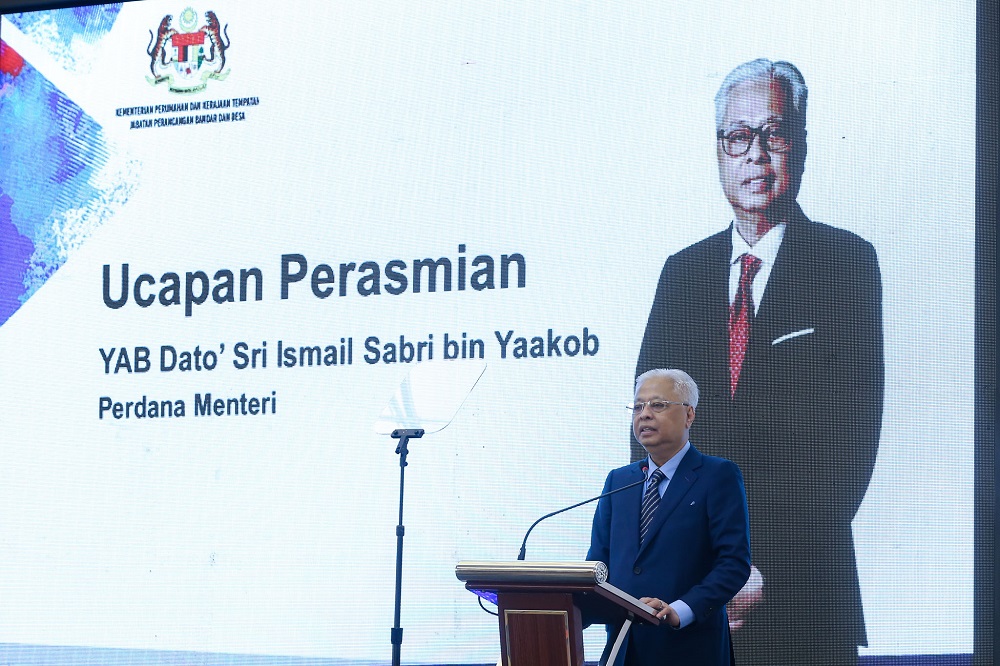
[454, 560, 659, 626]
[455, 560, 608, 585]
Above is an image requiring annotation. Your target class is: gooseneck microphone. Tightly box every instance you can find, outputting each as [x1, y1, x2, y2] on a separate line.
[517, 466, 648, 561]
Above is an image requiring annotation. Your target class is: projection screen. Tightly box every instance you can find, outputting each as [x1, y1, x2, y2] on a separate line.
[0, 0, 992, 664]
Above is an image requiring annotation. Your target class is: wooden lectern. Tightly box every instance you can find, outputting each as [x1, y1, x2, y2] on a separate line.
[455, 561, 659, 666]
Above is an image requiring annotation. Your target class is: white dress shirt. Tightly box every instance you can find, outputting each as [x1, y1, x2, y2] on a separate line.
[728, 223, 786, 314]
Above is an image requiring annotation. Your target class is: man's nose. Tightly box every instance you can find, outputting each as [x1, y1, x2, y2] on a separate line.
[745, 133, 771, 163]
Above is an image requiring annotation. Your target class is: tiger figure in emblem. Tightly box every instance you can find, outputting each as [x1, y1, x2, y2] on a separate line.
[201, 11, 230, 76]
[146, 15, 175, 84]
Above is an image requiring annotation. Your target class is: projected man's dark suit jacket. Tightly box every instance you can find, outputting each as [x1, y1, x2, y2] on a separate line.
[587, 447, 751, 666]
[634, 211, 883, 664]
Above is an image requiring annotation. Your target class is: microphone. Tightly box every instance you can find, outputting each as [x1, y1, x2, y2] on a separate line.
[517, 465, 649, 561]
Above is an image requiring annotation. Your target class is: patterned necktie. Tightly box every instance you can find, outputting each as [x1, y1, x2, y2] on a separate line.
[639, 469, 665, 545]
[729, 253, 762, 398]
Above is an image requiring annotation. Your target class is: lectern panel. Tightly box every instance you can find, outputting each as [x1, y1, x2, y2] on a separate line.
[503, 610, 572, 666]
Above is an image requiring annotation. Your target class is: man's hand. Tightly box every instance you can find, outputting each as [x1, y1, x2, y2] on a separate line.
[639, 596, 680, 628]
[727, 564, 763, 631]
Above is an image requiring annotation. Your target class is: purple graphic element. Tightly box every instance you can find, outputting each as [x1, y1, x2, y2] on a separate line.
[0, 643, 974, 666]
[0, 192, 35, 324]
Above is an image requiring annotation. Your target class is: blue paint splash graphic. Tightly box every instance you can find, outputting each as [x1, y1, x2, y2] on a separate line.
[0, 4, 136, 327]
[6, 4, 122, 73]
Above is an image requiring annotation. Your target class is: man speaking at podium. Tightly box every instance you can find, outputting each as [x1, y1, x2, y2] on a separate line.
[588, 369, 751, 665]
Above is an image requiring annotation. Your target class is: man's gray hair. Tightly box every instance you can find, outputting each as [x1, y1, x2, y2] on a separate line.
[634, 368, 700, 408]
[714, 58, 808, 133]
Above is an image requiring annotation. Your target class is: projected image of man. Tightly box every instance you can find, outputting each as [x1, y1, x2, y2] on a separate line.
[635, 59, 884, 665]
[588, 369, 751, 666]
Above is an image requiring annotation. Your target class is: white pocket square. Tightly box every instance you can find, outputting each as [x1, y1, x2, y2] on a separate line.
[771, 328, 815, 345]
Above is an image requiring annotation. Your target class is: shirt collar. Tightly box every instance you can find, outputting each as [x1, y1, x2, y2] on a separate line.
[730, 222, 786, 267]
[647, 441, 691, 481]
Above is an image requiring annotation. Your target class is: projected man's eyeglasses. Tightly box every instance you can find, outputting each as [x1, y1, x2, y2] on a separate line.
[717, 124, 793, 157]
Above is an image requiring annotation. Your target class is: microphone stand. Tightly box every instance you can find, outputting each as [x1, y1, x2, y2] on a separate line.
[517, 471, 647, 561]
[390, 428, 423, 666]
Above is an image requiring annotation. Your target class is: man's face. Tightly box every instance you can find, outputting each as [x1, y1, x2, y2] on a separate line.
[632, 376, 695, 466]
[717, 78, 803, 218]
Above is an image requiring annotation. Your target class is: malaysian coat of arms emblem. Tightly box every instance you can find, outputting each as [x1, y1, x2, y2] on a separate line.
[146, 6, 230, 93]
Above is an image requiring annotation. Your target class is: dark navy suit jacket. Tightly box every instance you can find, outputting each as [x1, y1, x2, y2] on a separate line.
[587, 446, 751, 666]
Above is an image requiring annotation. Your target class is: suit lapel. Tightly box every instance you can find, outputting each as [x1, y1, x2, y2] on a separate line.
[708, 229, 733, 302]
[636, 448, 703, 559]
[754, 208, 811, 328]
[741, 211, 814, 395]
[619, 462, 649, 562]
[705, 231, 733, 396]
